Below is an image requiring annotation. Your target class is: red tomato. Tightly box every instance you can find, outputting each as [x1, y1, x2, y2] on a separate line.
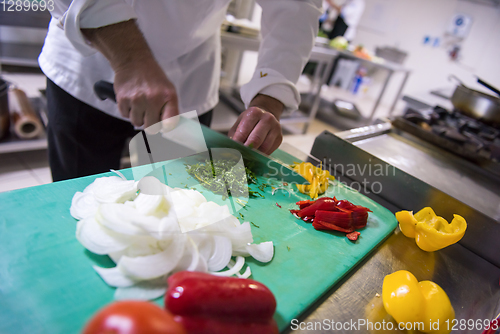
[82, 301, 187, 334]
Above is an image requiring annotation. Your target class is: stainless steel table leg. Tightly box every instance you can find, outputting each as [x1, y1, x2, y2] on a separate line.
[369, 70, 393, 121]
[388, 71, 410, 117]
[303, 58, 335, 134]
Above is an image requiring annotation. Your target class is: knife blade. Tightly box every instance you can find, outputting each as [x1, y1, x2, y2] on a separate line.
[200, 126, 308, 185]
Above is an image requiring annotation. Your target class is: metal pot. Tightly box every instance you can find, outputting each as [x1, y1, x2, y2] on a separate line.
[0, 78, 10, 140]
[449, 75, 500, 125]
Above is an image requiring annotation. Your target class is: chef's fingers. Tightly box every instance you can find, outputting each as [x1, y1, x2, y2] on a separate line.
[258, 125, 283, 155]
[143, 101, 163, 129]
[160, 99, 180, 132]
[117, 97, 131, 119]
[245, 119, 274, 151]
[161, 94, 179, 121]
[230, 108, 263, 144]
[228, 118, 241, 139]
[129, 108, 146, 128]
[270, 133, 283, 154]
[130, 94, 150, 127]
[244, 110, 281, 150]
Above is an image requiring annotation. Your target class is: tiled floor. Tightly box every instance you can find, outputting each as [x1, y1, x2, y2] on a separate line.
[0, 150, 52, 192]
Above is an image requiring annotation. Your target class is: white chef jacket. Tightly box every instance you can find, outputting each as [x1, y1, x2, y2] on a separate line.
[341, 0, 365, 41]
[38, 0, 322, 120]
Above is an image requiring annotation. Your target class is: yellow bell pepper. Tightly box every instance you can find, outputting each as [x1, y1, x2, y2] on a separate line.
[395, 207, 467, 252]
[292, 162, 334, 199]
[383, 270, 455, 334]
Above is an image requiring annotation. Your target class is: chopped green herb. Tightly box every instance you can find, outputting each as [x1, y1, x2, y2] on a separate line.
[287, 246, 291, 251]
[249, 190, 264, 198]
[168, 173, 172, 175]
[185, 159, 258, 197]
[239, 213, 244, 219]
[250, 222, 260, 228]
[258, 183, 270, 192]
[235, 198, 248, 207]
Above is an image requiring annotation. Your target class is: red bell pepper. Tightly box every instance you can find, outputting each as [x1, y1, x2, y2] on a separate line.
[346, 231, 361, 241]
[296, 200, 314, 210]
[315, 210, 369, 230]
[174, 316, 278, 334]
[296, 197, 338, 218]
[290, 196, 371, 240]
[165, 271, 279, 334]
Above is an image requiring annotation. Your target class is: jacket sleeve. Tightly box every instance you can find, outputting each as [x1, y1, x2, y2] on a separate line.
[49, 0, 137, 56]
[240, 0, 322, 112]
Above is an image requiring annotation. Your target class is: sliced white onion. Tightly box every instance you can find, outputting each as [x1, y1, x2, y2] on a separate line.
[186, 236, 208, 272]
[70, 191, 99, 220]
[210, 256, 245, 277]
[86, 176, 137, 203]
[226, 222, 254, 250]
[118, 235, 186, 280]
[72, 174, 277, 300]
[237, 266, 252, 279]
[137, 176, 170, 196]
[246, 242, 274, 263]
[207, 235, 232, 272]
[231, 245, 250, 257]
[173, 236, 209, 273]
[110, 169, 127, 181]
[108, 250, 126, 264]
[188, 233, 214, 260]
[114, 277, 167, 301]
[196, 214, 240, 234]
[98, 204, 157, 236]
[93, 266, 139, 287]
[134, 193, 164, 216]
[76, 217, 132, 255]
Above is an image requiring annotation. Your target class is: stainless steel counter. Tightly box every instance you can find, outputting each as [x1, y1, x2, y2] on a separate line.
[286, 231, 500, 333]
[354, 132, 500, 221]
[281, 126, 500, 333]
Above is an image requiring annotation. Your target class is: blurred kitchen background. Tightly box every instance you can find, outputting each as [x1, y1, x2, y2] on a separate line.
[1, 0, 500, 193]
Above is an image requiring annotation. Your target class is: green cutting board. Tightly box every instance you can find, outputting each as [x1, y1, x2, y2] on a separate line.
[0, 148, 397, 334]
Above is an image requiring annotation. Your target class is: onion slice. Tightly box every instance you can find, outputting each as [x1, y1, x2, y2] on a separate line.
[76, 217, 132, 255]
[237, 266, 252, 279]
[210, 256, 245, 276]
[246, 242, 274, 263]
[93, 266, 139, 288]
[98, 204, 158, 236]
[114, 277, 167, 301]
[70, 192, 99, 220]
[207, 236, 232, 272]
[110, 169, 127, 181]
[118, 235, 186, 279]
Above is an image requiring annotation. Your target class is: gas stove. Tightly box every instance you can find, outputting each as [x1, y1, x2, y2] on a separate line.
[392, 106, 500, 176]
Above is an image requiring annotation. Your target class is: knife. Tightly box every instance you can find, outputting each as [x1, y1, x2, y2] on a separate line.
[93, 80, 308, 185]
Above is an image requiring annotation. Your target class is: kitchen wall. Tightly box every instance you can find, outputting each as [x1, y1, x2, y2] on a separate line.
[353, 0, 500, 97]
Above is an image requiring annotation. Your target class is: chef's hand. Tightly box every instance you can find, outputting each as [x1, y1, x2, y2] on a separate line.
[114, 59, 178, 128]
[82, 20, 178, 128]
[229, 94, 284, 155]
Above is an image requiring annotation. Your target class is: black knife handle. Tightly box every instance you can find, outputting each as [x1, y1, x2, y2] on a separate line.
[94, 81, 116, 102]
[477, 77, 500, 97]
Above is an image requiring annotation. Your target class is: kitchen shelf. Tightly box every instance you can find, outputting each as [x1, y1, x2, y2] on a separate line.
[0, 96, 48, 154]
[0, 132, 47, 154]
[0, 42, 43, 67]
